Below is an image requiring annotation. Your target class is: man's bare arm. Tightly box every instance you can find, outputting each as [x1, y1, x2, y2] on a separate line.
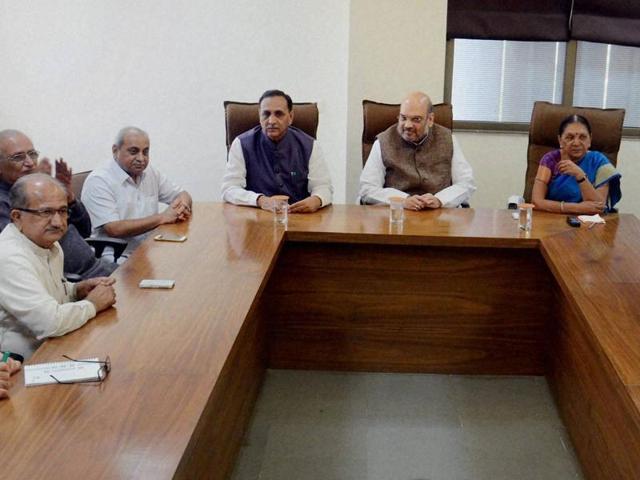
[102, 208, 180, 238]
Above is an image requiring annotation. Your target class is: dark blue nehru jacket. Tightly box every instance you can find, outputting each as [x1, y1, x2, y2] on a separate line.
[239, 126, 314, 204]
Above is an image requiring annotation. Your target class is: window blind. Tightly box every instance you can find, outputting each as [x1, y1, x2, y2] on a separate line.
[572, 0, 640, 48]
[447, 0, 571, 42]
[574, 41, 640, 127]
[452, 40, 565, 122]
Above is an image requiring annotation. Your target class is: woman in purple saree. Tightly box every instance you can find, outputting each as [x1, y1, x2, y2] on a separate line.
[532, 114, 621, 214]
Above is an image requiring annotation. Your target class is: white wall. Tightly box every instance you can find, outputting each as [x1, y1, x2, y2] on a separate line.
[345, 0, 448, 201]
[616, 139, 640, 215]
[0, 0, 350, 201]
[2, 1, 639, 216]
[455, 132, 529, 209]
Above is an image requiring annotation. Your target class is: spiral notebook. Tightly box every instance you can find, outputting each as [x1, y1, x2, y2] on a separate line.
[24, 358, 101, 386]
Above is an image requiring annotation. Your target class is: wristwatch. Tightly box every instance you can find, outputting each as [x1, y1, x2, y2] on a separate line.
[577, 176, 587, 184]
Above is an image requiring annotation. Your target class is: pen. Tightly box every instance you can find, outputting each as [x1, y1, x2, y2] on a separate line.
[1, 351, 10, 363]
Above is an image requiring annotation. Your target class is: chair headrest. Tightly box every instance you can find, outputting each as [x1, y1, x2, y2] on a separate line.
[529, 101, 625, 155]
[224, 101, 319, 150]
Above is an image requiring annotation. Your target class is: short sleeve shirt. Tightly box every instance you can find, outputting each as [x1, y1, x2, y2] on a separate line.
[81, 160, 182, 253]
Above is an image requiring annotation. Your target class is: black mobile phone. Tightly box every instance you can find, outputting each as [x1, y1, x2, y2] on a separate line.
[566, 216, 581, 227]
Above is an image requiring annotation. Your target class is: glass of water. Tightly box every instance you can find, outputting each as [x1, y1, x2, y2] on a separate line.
[272, 195, 289, 225]
[517, 203, 534, 231]
[389, 196, 405, 224]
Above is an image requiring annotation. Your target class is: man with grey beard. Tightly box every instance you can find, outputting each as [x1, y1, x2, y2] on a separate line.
[359, 91, 475, 210]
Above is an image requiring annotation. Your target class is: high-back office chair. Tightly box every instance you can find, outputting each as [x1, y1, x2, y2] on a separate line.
[71, 170, 91, 200]
[224, 101, 319, 152]
[360, 100, 465, 206]
[70, 170, 127, 262]
[361, 100, 453, 166]
[524, 101, 625, 202]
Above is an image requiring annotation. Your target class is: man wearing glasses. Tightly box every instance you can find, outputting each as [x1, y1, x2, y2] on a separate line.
[0, 174, 116, 360]
[359, 91, 475, 210]
[0, 129, 116, 279]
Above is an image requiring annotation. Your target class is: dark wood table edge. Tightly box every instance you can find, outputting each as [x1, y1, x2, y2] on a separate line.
[285, 230, 542, 249]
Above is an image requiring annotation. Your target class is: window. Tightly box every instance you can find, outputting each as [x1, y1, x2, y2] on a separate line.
[452, 39, 565, 123]
[574, 41, 640, 128]
[448, 39, 640, 132]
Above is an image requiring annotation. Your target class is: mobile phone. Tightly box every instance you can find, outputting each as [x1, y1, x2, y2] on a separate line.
[154, 234, 187, 242]
[139, 279, 175, 289]
[566, 216, 581, 228]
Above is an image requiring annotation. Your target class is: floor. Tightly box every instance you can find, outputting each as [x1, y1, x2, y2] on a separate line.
[231, 370, 584, 480]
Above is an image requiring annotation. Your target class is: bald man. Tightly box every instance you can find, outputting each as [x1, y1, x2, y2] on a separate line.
[0, 174, 116, 360]
[82, 126, 192, 263]
[359, 92, 475, 210]
[0, 129, 116, 279]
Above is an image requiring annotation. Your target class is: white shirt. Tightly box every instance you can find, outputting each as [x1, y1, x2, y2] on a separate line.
[221, 136, 333, 207]
[359, 134, 476, 207]
[0, 224, 97, 360]
[82, 160, 183, 257]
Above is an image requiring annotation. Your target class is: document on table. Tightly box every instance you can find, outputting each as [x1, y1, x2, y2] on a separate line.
[578, 214, 606, 224]
[24, 358, 101, 386]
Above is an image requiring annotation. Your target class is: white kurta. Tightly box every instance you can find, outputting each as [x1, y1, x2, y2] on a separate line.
[0, 224, 97, 360]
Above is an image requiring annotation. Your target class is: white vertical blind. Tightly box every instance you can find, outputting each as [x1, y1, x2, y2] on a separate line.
[501, 42, 565, 121]
[574, 41, 640, 127]
[452, 39, 565, 122]
[574, 42, 608, 109]
[452, 39, 503, 121]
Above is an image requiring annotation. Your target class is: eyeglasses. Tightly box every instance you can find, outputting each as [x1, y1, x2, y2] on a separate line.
[3, 150, 39, 164]
[50, 355, 111, 384]
[15, 207, 70, 219]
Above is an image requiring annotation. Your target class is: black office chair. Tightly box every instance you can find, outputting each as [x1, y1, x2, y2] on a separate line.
[86, 239, 128, 261]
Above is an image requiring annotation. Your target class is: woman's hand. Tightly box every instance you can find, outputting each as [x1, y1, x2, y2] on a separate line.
[576, 200, 605, 214]
[557, 159, 585, 179]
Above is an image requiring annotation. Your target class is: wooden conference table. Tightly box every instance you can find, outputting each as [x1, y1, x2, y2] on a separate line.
[1, 204, 640, 480]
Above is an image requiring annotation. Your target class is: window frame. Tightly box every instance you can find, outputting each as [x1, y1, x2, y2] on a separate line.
[444, 39, 640, 137]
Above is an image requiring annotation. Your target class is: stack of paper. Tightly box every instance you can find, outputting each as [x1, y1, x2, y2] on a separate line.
[578, 214, 606, 224]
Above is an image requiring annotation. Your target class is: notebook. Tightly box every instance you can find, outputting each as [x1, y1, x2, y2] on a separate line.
[24, 358, 102, 386]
